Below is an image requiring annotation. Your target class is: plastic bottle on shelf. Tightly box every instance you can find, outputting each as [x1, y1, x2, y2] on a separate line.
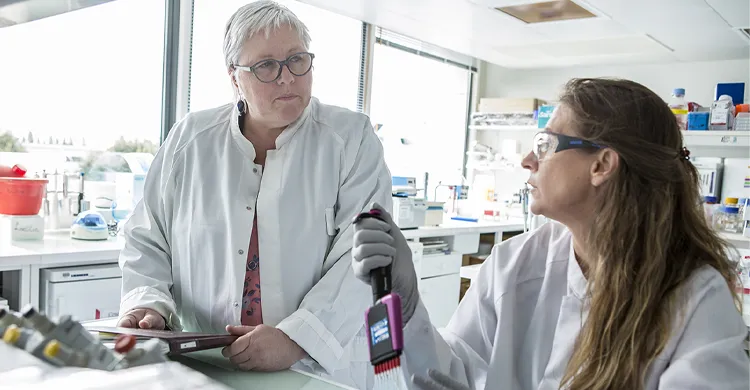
[702, 196, 719, 225]
[669, 88, 688, 130]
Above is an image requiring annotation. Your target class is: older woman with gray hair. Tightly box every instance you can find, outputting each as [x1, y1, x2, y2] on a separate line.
[116, 1, 391, 387]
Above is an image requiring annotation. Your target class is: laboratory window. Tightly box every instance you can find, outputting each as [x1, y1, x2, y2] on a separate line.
[189, 0, 363, 113]
[369, 33, 474, 199]
[0, 0, 165, 209]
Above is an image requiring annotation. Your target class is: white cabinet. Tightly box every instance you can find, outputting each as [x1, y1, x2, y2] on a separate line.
[417, 252, 462, 328]
[40, 263, 121, 321]
[419, 272, 461, 328]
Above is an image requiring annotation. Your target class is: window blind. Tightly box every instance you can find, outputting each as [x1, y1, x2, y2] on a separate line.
[374, 27, 477, 72]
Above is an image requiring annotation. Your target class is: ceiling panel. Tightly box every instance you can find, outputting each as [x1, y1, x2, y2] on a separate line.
[705, 0, 750, 28]
[297, 0, 750, 68]
[530, 18, 632, 41]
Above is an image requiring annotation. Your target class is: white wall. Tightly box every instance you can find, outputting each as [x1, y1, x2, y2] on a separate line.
[482, 59, 750, 106]
[478, 59, 750, 200]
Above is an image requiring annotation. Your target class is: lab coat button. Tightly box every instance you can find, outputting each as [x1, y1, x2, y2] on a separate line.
[253, 168, 258, 174]
[238, 249, 244, 255]
[233, 302, 239, 308]
[246, 206, 252, 211]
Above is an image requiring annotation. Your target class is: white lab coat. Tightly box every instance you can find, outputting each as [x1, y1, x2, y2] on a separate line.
[118, 97, 392, 388]
[403, 221, 749, 389]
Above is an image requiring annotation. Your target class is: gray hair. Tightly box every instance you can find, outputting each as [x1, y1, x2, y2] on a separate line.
[223, 1, 311, 69]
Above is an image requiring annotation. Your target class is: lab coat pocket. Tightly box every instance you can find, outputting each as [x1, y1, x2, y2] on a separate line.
[325, 207, 338, 237]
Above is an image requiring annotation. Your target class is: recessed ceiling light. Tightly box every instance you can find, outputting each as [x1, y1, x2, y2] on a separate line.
[496, 0, 597, 24]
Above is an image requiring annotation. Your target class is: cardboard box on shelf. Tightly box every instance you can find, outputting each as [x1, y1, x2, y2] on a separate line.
[460, 279, 471, 301]
[479, 97, 548, 114]
[462, 254, 487, 266]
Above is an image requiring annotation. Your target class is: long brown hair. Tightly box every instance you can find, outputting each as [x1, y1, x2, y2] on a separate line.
[558, 78, 741, 390]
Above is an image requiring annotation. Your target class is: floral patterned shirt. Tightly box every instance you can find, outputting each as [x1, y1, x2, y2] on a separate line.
[241, 216, 262, 325]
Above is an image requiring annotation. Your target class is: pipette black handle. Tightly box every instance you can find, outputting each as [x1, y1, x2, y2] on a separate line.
[370, 264, 392, 303]
[354, 210, 394, 303]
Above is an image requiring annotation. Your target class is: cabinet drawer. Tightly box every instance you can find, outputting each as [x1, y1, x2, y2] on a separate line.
[420, 252, 461, 279]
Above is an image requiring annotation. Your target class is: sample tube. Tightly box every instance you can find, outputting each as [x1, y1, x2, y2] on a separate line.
[3, 324, 35, 349]
[0, 308, 27, 328]
[21, 305, 56, 335]
[43, 339, 88, 367]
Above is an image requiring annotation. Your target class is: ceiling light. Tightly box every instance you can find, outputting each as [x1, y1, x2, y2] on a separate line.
[495, 0, 597, 24]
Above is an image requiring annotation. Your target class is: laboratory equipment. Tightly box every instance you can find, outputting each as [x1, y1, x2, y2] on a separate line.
[0, 177, 48, 215]
[40, 263, 122, 321]
[1, 305, 170, 371]
[709, 95, 735, 130]
[0, 307, 27, 328]
[392, 176, 418, 197]
[669, 88, 688, 130]
[391, 197, 427, 230]
[42, 171, 87, 230]
[424, 202, 445, 226]
[355, 210, 408, 390]
[713, 206, 742, 233]
[735, 112, 750, 132]
[694, 162, 723, 198]
[703, 196, 720, 226]
[70, 210, 109, 241]
[511, 185, 532, 232]
[687, 112, 709, 130]
[537, 105, 556, 128]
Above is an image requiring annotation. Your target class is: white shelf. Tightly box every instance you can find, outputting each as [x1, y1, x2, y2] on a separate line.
[681, 131, 750, 159]
[469, 125, 539, 132]
[465, 163, 522, 172]
[721, 231, 750, 250]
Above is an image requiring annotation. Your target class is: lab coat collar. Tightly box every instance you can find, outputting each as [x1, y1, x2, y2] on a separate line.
[567, 239, 588, 300]
[229, 98, 314, 160]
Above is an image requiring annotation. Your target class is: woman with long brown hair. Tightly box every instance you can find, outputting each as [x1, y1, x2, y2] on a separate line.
[351, 78, 749, 389]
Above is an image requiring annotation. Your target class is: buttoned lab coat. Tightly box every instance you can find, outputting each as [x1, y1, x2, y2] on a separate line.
[402, 221, 750, 389]
[118, 97, 392, 388]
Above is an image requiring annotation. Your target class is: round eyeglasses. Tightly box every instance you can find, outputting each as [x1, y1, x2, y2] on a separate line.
[533, 131, 606, 161]
[233, 52, 315, 83]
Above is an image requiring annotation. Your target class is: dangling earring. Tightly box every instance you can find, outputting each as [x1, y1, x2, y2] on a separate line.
[237, 99, 246, 115]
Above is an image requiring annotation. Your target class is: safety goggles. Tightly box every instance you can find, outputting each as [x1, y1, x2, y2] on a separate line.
[532, 131, 606, 161]
[233, 52, 315, 83]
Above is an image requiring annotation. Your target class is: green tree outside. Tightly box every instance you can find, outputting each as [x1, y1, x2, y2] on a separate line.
[0, 131, 26, 152]
[108, 137, 158, 154]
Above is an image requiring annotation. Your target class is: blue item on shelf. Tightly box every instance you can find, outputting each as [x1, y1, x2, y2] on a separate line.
[715, 83, 744, 105]
[687, 112, 709, 130]
[451, 216, 479, 222]
[537, 105, 556, 129]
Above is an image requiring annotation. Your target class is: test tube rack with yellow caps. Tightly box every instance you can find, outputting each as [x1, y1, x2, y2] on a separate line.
[0, 305, 169, 371]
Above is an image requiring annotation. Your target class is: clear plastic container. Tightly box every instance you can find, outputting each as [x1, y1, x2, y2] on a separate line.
[703, 196, 719, 225]
[738, 198, 748, 219]
[713, 205, 743, 233]
[669, 88, 688, 130]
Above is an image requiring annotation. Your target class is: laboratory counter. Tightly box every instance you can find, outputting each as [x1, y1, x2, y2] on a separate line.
[0, 218, 527, 319]
[0, 342, 354, 390]
[0, 218, 528, 262]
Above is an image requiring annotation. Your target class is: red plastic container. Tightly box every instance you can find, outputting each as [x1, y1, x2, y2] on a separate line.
[0, 164, 27, 178]
[0, 177, 48, 215]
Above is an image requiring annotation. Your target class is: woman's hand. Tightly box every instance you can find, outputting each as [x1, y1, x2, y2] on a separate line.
[352, 202, 420, 323]
[221, 324, 307, 371]
[117, 308, 166, 329]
